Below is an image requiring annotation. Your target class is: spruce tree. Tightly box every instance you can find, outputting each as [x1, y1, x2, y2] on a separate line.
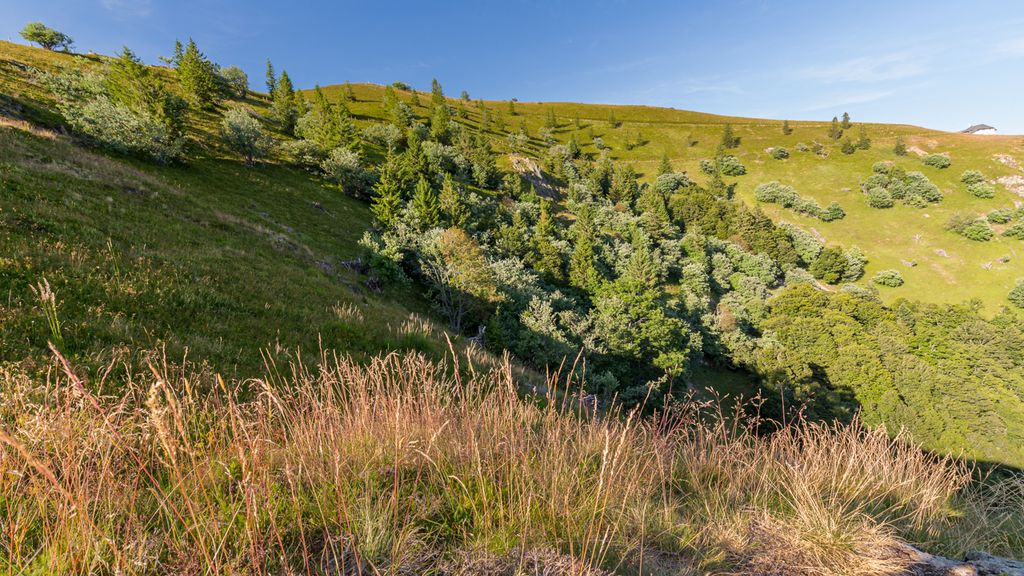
[440, 173, 468, 227]
[177, 38, 219, 109]
[412, 176, 440, 227]
[507, 99, 516, 116]
[608, 110, 618, 128]
[856, 125, 871, 150]
[371, 153, 403, 229]
[841, 111, 851, 129]
[532, 199, 564, 281]
[265, 59, 276, 95]
[720, 123, 739, 148]
[658, 153, 673, 176]
[894, 136, 908, 156]
[568, 204, 601, 294]
[829, 116, 843, 140]
[430, 78, 445, 111]
[274, 70, 299, 134]
[545, 108, 558, 129]
[782, 120, 792, 135]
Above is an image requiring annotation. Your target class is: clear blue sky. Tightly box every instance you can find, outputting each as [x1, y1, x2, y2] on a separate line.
[4, 0, 1024, 133]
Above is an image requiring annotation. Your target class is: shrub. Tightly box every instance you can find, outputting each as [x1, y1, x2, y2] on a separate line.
[867, 187, 894, 208]
[823, 202, 846, 222]
[1010, 281, 1024, 308]
[19, 22, 73, 51]
[840, 138, 856, 155]
[699, 159, 715, 175]
[653, 172, 692, 195]
[220, 108, 272, 166]
[922, 154, 951, 169]
[959, 218, 994, 242]
[795, 142, 809, 152]
[872, 161, 892, 175]
[770, 147, 789, 160]
[363, 123, 405, 151]
[809, 247, 848, 284]
[281, 139, 325, 169]
[321, 147, 374, 197]
[893, 136, 908, 156]
[961, 170, 985, 185]
[64, 96, 185, 163]
[718, 155, 746, 176]
[987, 209, 1014, 224]
[1003, 223, 1024, 239]
[754, 182, 841, 221]
[967, 182, 995, 199]
[873, 269, 904, 287]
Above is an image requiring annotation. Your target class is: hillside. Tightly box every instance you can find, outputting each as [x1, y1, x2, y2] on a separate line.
[1, 36, 1024, 574]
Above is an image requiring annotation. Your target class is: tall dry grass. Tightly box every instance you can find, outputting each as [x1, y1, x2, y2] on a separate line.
[0, 346, 1019, 575]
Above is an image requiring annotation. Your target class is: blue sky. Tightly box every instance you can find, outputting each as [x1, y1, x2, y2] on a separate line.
[4, 0, 1024, 133]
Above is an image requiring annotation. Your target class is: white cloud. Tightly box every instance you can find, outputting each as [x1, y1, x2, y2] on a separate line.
[99, 0, 153, 17]
[795, 52, 927, 84]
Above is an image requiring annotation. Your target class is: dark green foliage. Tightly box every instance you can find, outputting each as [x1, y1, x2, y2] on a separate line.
[412, 176, 440, 228]
[720, 123, 740, 148]
[717, 155, 746, 176]
[219, 66, 248, 99]
[220, 108, 271, 166]
[782, 120, 792, 135]
[840, 138, 856, 155]
[947, 214, 994, 241]
[296, 86, 360, 152]
[770, 147, 789, 160]
[809, 247, 848, 284]
[371, 152, 404, 228]
[855, 125, 871, 150]
[893, 136, 907, 156]
[754, 181, 842, 221]
[1003, 223, 1024, 239]
[862, 165, 941, 208]
[19, 22, 73, 51]
[273, 70, 300, 134]
[658, 153, 673, 176]
[439, 173, 469, 227]
[265, 59, 276, 94]
[176, 39, 220, 110]
[841, 112, 851, 129]
[866, 187, 893, 208]
[987, 209, 1014, 224]
[828, 116, 843, 140]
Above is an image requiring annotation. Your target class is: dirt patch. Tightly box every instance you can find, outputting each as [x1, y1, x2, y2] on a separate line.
[907, 146, 928, 157]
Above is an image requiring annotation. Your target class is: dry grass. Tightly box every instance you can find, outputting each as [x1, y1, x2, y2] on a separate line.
[0, 347, 1018, 575]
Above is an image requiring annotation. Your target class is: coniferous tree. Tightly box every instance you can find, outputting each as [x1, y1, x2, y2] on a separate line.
[412, 176, 440, 228]
[177, 39, 219, 109]
[461, 90, 470, 101]
[568, 205, 601, 295]
[720, 123, 740, 148]
[430, 78, 445, 111]
[265, 59, 276, 95]
[431, 103, 451, 142]
[841, 111, 852, 129]
[574, 111, 581, 131]
[782, 120, 793, 135]
[274, 70, 299, 134]
[608, 110, 619, 128]
[545, 108, 558, 129]
[533, 199, 564, 281]
[856, 125, 871, 150]
[507, 99, 516, 116]
[345, 81, 356, 102]
[371, 152, 404, 228]
[658, 153, 673, 176]
[894, 136, 908, 156]
[439, 173, 468, 227]
[829, 116, 843, 140]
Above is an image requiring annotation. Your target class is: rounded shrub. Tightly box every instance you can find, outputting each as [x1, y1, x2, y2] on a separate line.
[771, 147, 789, 160]
[961, 219, 994, 242]
[1010, 281, 1024, 309]
[967, 183, 996, 199]
[987, 209, 1014, 224]
[867, 187, 894, 208]
[922, 154, 951, 169]
[961, 170, 985, 185]
[873, 269, 904, 287]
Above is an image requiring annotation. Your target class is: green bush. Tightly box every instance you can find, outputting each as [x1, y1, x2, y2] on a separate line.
[960, 218, 994, 242]
[718, 155, 746, 176]
[220, 108, 272, 166]
[1010, 281, 1024, 308]
[922, 154, 951, 169]
[64, 96, 185, 163]
[1002, 223, 1024, 239]
[770, 147, 789, 160]
[987, 209, 1014, 224]
[321, 147, 374, 197]
[867, 187, 894, 208]
[873, 269, 904, 287]
[809, 247, 847, 284]
[754, 181, 842, 222]
[840, 138, 856, 155]
[967, 182, 995, 199]
[961, 170, 985, 185]
[872, 161, 892, 175]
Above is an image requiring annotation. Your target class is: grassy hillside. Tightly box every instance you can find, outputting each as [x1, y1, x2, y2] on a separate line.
[311, 81, 1024, 311]
[0, 41, 524, 384]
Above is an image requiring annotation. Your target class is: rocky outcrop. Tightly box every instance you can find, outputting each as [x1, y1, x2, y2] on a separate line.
[510, 153, 559, 199]
[898, 544, 1024, 576]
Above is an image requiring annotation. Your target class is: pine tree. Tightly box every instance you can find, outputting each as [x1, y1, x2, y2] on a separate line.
[507, 99, 516, 116]
[856, 124, 871, 150]
[431, 103, 451, 142]
[568, 205, 601, 294]
[532, 199, 564, 281]
[177, 39, 219, 109]
[720, 123, 740, 148]
[608, 110, 618, 128]
[265, 59, 276, 95]
[461, 90, 470, 101]
[841, 112, 851, 129]
[273, 70, 299, 134]
[829, 116, 843, 140]
[894, 136, 908, 156]
[412, 176, 440, 227]
[782, 120, 792, 135]
[430, 78, 445, 111]
[657, 153, 673, 176]
[371, 153, 403, 229]
[545, 108, 557, 129]
[440, 173, 469, 227]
